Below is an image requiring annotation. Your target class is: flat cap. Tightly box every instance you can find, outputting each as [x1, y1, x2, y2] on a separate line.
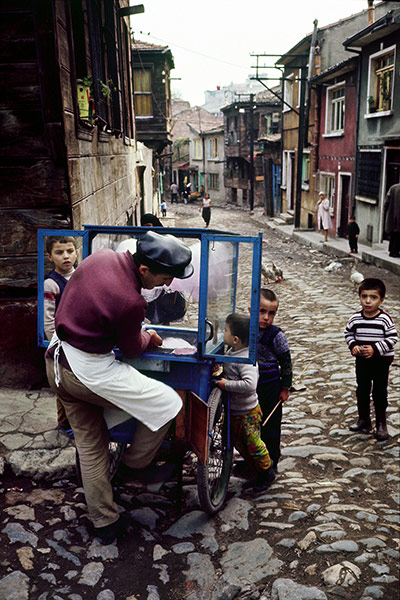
[136, 230, 193, 279]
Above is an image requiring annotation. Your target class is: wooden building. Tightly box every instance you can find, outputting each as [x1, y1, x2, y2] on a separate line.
[0, 1, 148, 385]
[132, 40, 175, 211]
[222, 90, 281, 208]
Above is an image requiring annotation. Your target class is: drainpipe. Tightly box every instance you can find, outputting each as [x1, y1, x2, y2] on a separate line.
[303, 20, 318, 146]
[347, 49, 362, 216]
[294, 59, 307, 228]
[368, 0, 375, 25]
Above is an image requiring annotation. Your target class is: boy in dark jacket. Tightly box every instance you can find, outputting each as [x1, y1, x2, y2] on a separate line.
[346, 215, 360, 254]
[256, 289, 292, 472]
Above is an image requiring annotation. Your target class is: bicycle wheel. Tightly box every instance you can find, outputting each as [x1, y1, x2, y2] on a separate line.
[75, 442, 126, 487]
[197, 388, 233, 514]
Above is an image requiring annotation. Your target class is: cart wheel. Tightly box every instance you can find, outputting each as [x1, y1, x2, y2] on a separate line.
[75, 442, 126, 487]
[197, 388, 233, 514]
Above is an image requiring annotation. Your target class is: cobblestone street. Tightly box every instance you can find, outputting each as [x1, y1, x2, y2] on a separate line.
[1, 204, 399, 600]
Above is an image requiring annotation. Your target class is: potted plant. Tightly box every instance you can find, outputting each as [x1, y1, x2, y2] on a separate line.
[367, 95, 376, 113]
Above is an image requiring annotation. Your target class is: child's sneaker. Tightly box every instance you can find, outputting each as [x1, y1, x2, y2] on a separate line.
[252, 467, 276, 492]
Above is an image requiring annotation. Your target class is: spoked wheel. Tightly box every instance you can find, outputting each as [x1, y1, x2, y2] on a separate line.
[75, 442, 126, 487]
[197, 388, 233, 514]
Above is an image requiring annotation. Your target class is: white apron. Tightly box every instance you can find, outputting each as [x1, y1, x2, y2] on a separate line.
[50, 334, 182, 432]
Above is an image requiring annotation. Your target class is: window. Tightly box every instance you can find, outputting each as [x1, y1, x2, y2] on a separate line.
[325, 83, 345, 134]
[367, 46, 395, 114]
[193, 138, 202, 159]
[320, 173, 335, 213]
[356, 150, 381, 202]
[208, 173, 219, 189]
[302, 151, 311, 189]
[283, 73, 294, 111]
[209, 138, 218, 159]
[134, 69, 152, 117]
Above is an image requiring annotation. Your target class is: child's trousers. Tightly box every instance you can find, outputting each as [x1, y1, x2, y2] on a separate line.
[355, 356, 390, 415]
[257, 379, 282, 469]
[231, 405, 271, 472]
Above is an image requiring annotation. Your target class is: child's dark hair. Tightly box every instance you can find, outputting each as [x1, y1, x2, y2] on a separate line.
[46, 236, 77, 254]
[358, 278, 386, 299]
[226, 313, 250, 346]
[260, 288, 278, 306]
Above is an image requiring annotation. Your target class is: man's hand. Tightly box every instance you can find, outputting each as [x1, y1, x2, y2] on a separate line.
[147, 329, 163, 349]
[215, 378, 226, 390]
[279, 388, 290, 403]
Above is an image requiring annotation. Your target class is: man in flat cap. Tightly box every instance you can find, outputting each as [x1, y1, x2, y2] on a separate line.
[45, 231, 193, 544]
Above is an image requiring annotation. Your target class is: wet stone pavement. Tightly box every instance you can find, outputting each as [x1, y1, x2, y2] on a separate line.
[1, 205, 399, 600]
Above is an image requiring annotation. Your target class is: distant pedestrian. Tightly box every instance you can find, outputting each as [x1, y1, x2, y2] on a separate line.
[346, 215, 360, 254]
[140, 213, 163, 227]
[345, 278, 398, 442]
[170, 182, 179, 204]
[183, 182, 191, 204]
[384, 182, 400, 258]
[161, 201, 167, 217]
[201, 193, 212, 227]
[316, 192, 333, 243]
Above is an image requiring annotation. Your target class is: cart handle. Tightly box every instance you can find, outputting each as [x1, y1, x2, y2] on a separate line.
[205, 319, 214, 343]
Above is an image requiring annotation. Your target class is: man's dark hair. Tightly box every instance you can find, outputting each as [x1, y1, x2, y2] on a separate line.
[260, 288, 278, 305]
[46, 236, 77, 254]
[226, 313, 250, 346]
[358, 278, 386, 299]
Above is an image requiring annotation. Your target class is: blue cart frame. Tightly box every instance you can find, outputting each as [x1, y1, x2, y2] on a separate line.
[38, 225, 262, 513]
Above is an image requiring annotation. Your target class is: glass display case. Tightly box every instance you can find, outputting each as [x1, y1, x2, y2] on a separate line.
[37, 225, 262, 369]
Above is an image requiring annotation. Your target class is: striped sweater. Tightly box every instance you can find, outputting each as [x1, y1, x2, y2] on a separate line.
[344, 309, 398, 358]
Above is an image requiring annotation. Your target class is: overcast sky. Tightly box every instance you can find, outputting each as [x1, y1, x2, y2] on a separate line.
[131, 0, 375, 107]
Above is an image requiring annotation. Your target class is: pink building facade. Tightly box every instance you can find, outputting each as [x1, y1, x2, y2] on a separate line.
[314, 58, 358, 238]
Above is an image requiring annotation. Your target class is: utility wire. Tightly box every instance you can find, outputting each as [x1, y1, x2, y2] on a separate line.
[133, 31, 249, 70]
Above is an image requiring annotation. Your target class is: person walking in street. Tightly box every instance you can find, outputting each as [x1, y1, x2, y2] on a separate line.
[256, 289, 292, 472]
[170, 182, 179, 204]
[316, 191, 333, 243]
[384, 182, 400, 258]
[45, 231, 193, 544]
[201, 193, 212, 228]
[346, 215, 360, 254]
[215, 313, 276, 492]
[345, 278, 398, 442]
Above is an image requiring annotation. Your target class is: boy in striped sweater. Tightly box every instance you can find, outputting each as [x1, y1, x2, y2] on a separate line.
[345, 278, 398, 441]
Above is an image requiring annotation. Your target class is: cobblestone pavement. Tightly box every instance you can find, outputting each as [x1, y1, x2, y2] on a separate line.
[1, 205, 399, 600]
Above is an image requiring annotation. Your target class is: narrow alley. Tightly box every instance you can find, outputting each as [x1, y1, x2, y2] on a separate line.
[1, 205, 399, 600]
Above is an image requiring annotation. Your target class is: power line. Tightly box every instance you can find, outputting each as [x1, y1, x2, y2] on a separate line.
[133, 31, 249, 70]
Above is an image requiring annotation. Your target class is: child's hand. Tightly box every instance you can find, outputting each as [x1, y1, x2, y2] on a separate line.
[215, 378, 226, 390]
[279, 388, 290, 403]
[360, 344, 374, 359]
[351, 345, 362, 356]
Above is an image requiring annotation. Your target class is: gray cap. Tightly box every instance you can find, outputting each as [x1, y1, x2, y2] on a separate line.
[136, 230, 194, 279]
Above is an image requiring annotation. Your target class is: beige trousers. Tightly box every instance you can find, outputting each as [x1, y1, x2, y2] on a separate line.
[46, 358, 171, 528]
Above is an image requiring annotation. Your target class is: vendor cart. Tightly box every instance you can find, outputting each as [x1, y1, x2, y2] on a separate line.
[38, 225, 262, 513]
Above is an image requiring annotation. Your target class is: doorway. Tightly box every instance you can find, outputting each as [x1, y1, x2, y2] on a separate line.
[337, 173, 351, 238]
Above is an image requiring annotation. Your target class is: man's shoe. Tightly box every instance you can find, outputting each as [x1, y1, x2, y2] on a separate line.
[94, 512, 132, 545]
[57, 425, 75, 439]
[349, 419, 372, 434]
[252, 467, 276, 493]
[375, 411, 389, 441]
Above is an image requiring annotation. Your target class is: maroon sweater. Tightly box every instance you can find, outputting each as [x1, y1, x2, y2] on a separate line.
[52, 249, 151, 358]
